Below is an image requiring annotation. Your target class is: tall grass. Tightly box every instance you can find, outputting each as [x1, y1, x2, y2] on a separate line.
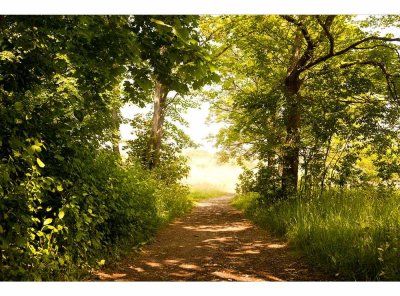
[232, 189, 400, 280]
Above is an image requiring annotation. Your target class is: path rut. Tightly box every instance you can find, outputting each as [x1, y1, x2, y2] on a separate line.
[96, 195, 331, 281]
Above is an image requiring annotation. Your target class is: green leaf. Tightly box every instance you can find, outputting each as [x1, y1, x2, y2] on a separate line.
[31, 144, 42, 152]
[54, 154, 64, 161]
[43, 218, 53, 225]
[36, 158, 45, 168]
[59, 257, 65, 266]
[98, 259, 105, 266]
[57, 184, 63, 192]
[150, 18, 172, 28]
[0, 225, 3, 234]
[58, 211, 65, 219]
[14, 101, 23, 111]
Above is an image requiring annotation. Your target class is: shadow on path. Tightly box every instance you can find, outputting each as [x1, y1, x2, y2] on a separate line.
[96, 195, 332, 281]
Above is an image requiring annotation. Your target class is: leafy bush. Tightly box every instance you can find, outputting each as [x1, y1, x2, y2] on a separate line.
[232, 188, 400, 280]
[0, 149, 192, 280]
[0, 15, 209, 281]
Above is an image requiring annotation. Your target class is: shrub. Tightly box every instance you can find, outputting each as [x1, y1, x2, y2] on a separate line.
[0, 149, 192, 280]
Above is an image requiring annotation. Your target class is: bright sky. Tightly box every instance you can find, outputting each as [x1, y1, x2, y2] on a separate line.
[120, 101, 223, 153]
[120, 100, 243, 192]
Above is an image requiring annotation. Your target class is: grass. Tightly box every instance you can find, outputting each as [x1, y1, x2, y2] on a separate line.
[188, 183, 229, 202]
[232, 188, 400, 280]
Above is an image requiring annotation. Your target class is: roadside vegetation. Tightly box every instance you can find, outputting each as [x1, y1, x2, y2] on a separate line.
[232, 189, 400, 280]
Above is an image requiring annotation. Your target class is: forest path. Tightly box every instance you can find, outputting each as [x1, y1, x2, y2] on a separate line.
[96, 195, 331, 281]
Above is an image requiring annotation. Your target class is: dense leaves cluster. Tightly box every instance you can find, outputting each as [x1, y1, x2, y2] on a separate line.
[203, 15, 400, 199]
[0, 16, 210, 280]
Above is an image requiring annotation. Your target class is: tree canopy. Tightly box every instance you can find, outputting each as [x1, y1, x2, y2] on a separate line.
[202, 15, 400, 198]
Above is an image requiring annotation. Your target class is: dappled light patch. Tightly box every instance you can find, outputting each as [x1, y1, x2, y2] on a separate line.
[145, 261, 163, 268]
[164, 259, 182, 265]
[202, 236, 235, 243]
[259, 272, 285, 282]
[183, 223, 252, 232]
[212, 270, 265, 282]
[97, 272, 127, 280]
[267, 243, 287, 249]
[179, 263, 202, 270]
[130, 267, 144, 272]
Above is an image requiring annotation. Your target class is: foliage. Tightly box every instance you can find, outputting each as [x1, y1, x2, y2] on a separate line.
[126, 110, 195, 184]
[232, 189, 400, 280]
[129, 16, 219, 95]
[0, 149, 192, 280]
[202, 15, 400, 198]
[0, 16, 196, 280]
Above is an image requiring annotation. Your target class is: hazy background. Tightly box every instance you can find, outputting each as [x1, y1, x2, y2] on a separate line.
[120, 102, 243, 193]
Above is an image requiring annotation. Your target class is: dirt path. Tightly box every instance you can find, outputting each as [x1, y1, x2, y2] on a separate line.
[96, 195, 332, 281]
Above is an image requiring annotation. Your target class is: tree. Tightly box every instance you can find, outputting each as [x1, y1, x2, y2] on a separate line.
[129, 16, 218, 169]
[203, 15, 400, 198]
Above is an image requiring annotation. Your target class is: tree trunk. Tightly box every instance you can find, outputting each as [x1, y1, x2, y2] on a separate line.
[111, 107, 121, 157]
[281, 30, 303, 198]
[147, 80, 168, 169]
[281, 77, 301, 197]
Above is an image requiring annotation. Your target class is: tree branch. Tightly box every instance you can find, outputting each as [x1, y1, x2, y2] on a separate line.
[281, 15, 316, 52]
[353, 43, 400, 61]
[213, 29, 258, 59]
[316, 15, 336, 56]
[340, 60, 399, 102]
[304, 36, 400, 71]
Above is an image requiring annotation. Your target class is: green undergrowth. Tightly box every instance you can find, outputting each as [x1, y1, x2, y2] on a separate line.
[232, 189, 400, 280]
[0, 151, 192, 281]
[188, 183, 228, 201]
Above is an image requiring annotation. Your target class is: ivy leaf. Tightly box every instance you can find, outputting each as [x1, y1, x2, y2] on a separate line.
[43, 218, 53, 225]
[36, 158, 45, 168]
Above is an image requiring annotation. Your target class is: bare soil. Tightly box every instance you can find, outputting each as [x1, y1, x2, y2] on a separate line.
[95, 195, 333, 281]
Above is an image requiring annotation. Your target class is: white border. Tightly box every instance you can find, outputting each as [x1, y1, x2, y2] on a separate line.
[2, 282, 400, 296]
[1, 0, 400, 294]
[1, 0, 400, 15]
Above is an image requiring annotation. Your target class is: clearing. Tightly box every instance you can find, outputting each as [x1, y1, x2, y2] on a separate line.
[96, 195, 332, 281]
